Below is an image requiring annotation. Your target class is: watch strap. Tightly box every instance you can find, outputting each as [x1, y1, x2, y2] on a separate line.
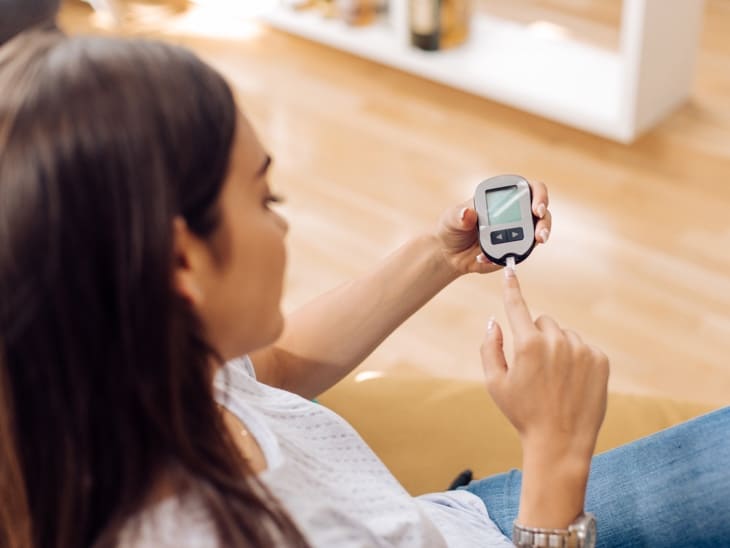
[512, 524, 575, 548]
[512, 513, 595, 548]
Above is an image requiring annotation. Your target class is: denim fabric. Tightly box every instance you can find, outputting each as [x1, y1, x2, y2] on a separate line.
[463, 406, 730, 547]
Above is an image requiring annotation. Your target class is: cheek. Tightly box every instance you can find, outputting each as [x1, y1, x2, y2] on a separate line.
[239, 223, 286, 319]
[261, 226, 287, 303]
[212, 244, 283, 358]
[258, 212, 287, 280]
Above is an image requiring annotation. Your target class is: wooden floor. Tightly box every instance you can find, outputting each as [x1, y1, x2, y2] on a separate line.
[59, 0, 730, 407]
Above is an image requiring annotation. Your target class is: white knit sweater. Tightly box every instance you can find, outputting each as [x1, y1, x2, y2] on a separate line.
[120, 356, 512, 547]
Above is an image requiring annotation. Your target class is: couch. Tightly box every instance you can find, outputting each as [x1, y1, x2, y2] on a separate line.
[319, 373, 717, 496]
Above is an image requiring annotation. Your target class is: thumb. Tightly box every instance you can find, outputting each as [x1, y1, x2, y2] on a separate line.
[480, 317, 508, 388]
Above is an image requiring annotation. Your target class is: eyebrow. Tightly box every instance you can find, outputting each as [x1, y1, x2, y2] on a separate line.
[255, 154, 272, 179]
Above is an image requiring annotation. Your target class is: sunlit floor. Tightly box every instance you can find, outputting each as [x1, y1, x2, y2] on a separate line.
[59, 0, 730, 407]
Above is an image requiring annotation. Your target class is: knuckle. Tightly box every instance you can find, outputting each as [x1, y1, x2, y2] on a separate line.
[519, 333, 543, 353]
[578, 340, 593, 357]
[589, 346, 608, 365]
[598, 354, 610, 376]
[550, 332, 568, 353]
[564, 328, 581, 344]
[546, 341, 563, 363]
[587, 347, 610, 377]
[535, 314, 551, 326]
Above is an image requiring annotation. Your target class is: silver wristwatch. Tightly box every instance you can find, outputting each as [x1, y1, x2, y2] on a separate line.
[513, 513, 596, 548]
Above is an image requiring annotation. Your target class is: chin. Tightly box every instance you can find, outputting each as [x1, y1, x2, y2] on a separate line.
[256, 309, 286, 349]
[222, 311, 285, 360]
[269, 311, 286, 342]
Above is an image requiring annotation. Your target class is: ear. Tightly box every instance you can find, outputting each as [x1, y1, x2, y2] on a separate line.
[172, 216, 205, 307]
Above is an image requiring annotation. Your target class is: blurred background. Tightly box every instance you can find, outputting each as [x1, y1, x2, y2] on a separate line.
[58, 0, 730, 407]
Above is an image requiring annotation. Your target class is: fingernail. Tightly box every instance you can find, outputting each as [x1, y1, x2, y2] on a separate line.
[476, 253, 487, 263]
[504, 265, 516, 278]
[487, 316, 496, 332]
[539, 228, 550, 243]
[460, 207, 468, 222]
[536, 203, 546, 219]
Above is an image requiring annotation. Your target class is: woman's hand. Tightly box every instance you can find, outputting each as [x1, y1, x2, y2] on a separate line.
[432, 180, 552, 277]
[481, 267, 609, 459]
[480, 267, 609, 528]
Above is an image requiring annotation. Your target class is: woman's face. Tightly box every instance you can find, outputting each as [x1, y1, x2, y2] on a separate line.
[190, 112, 288, 361]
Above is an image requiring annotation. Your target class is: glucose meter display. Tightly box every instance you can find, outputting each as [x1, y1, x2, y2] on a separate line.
[486, 186, 522, 225]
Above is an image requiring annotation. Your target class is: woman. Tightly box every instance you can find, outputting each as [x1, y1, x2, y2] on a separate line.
[1, 30, 728, 548]
[0, 0, 60, 45]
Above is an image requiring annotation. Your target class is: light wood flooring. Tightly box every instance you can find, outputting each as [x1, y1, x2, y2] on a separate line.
[58, 0, 730, 407]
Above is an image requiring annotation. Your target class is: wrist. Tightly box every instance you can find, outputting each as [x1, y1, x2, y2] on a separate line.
[521, 431, 597, 469]
[418, 233, 462, 283]
[518, 450, 591, 529]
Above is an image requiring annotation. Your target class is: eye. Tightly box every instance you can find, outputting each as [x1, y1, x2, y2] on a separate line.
[264, 193, 285, 208]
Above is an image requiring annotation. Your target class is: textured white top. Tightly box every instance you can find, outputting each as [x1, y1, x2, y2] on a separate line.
[120, 357, 512, 547]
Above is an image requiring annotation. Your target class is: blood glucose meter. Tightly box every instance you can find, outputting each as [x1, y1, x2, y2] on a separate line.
[473, 175, 537, 267]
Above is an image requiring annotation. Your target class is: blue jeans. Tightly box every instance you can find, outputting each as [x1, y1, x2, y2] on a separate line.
[463, 406, 730, 547]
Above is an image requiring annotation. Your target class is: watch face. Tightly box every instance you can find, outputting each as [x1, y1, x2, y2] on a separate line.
[571, 513, 597, 548]
[584, 515, 597, 547]
[586, 521, 596, 547]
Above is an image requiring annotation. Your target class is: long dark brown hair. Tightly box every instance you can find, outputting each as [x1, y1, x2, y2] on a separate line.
[0, 0, 60, 45]
[0, 30, 308, 547]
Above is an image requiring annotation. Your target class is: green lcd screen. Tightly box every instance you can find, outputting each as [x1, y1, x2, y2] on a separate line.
[486, 186, 522, 225]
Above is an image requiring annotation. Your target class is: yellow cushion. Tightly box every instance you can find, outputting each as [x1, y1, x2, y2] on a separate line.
[319, 374, 717, 496]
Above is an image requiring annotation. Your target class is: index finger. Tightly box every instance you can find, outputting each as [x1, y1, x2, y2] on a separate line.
[502, 267, 536, 337]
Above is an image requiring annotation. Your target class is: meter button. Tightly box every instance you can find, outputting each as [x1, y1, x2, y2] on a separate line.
[506, 228, 524, 242]
[490, 230, 507, 245]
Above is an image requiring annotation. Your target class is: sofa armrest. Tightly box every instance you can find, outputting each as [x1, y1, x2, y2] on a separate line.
[319, 373, 717, 496]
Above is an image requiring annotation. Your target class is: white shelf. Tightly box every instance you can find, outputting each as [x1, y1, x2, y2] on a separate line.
[263, 6, 622, 138]
[259, 1, 705, 143]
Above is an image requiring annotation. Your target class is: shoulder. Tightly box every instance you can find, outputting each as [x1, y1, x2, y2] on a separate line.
[117, 497, 218, 548]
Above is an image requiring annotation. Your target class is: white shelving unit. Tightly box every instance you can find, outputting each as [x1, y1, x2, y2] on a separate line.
[258, 0, 705, 143]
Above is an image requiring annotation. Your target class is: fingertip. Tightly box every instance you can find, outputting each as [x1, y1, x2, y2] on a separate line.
[487, 317, 503, 342]
[461, 206, 477, 228]
[502, 264, 521, 292]
[534, 202, 547, 219]
[481, 320, 507, 380]
[482, 318, 501, 354]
